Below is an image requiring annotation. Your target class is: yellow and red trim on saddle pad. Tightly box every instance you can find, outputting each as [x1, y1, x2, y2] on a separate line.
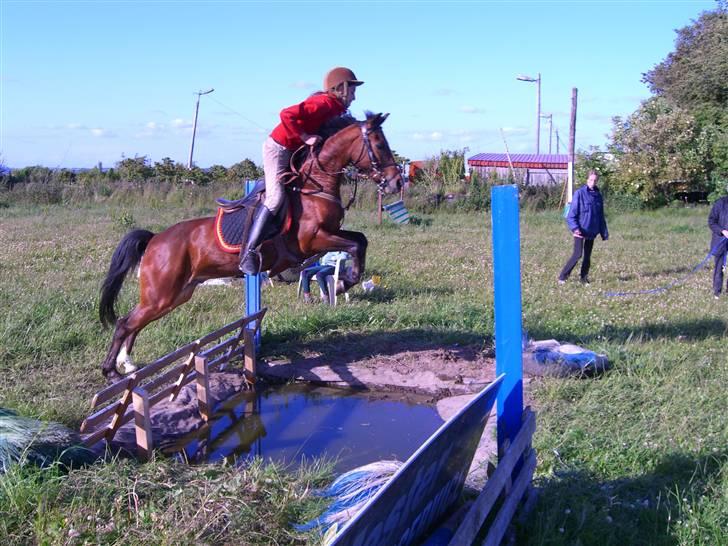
[214, 208, 241, 253]
[214, 207, 293, 254]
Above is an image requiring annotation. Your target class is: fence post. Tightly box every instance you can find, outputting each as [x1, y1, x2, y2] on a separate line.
[132, 387, 153, 461]
[491, 185, 524, 456]
[194, 355, 211, 421]
[245, 179, 262, 349]
[244, 324, 256, 376]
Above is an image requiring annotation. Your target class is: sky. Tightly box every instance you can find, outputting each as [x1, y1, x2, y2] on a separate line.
[0, 0, 718, 169]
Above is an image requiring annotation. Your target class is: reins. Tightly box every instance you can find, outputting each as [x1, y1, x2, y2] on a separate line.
[285, 122, 396, 210]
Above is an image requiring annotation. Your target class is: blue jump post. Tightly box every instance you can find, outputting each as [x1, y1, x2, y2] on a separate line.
[245, 179, 262, 348]
[491, 185, 524, 454]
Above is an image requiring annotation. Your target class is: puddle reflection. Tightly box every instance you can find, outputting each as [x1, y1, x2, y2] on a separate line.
[165, 384, 444, 473]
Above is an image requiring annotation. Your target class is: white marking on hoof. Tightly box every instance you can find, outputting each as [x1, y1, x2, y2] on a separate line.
[116, 346, 137, 374]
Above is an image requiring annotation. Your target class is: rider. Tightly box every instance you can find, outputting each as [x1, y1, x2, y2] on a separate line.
[239, 67, 364, 275]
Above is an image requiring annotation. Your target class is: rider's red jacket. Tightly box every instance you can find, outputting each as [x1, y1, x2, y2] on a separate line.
[270, 92, 346, 149]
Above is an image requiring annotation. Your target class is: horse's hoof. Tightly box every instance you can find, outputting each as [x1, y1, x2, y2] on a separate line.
[103, 370, 124, 385]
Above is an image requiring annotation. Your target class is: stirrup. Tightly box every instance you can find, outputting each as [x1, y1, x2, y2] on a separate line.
[240, 249, 262, 276]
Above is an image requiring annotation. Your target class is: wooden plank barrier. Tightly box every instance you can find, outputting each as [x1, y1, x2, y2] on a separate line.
[81, 308, 267, 460]
[448, 408, 536, 545]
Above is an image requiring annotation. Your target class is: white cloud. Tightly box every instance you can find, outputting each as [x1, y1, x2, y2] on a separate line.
[460, 106, 484, 114]
[135, 121, 167, 138]
[412, 131, 443, 141]
[501, 126, 529, 136]
[291, 80, 315, 89]
[172, 118, 192, 129]
[90, 128, 114, 138]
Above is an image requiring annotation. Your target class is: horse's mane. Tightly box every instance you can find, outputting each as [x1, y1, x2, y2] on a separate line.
[317, 111, 383, 145]
[317, 113, 358, 140]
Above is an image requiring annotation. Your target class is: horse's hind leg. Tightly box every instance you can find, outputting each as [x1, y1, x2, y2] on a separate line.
[101, 318, 130, 381]
[116, 331, 140, 374]
[101, 284, 199, 382]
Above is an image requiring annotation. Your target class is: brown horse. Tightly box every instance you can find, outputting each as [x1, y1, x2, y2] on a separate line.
[98, 112, 402, 381]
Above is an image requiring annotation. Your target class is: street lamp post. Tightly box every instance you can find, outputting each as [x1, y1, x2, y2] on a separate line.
[516, 73, 541, 154]
[188, 88, 214, 169]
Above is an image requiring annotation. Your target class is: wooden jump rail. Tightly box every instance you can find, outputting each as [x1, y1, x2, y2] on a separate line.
[81, 308, 267, 460]
[449, 408, 537, 545]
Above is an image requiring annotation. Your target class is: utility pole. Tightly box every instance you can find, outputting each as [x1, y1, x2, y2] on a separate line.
[567, 88, 578, 203]
[541, 113, 553, 154]
[536, 73, 541, 154]
[188, 88, 214, 169]
[556, 129, 561, 154]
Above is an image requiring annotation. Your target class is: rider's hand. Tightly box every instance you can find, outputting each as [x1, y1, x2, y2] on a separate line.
[303, 134, 322, 147]
[573, 229, 584, 238]
[722, 229, 728, 238]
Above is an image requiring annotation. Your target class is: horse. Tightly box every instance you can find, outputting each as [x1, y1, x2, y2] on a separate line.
[98, 112, 402, 382]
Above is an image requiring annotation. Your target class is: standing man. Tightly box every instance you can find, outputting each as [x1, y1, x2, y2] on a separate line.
[558, 170, 609, 284]
[708, 194, 728, 299]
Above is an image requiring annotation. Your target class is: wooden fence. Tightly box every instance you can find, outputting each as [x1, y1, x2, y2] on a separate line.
[81, 308, 267, 460]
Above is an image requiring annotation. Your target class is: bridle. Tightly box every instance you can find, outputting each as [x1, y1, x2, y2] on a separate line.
[288, 121, 401, 209]
[358, 123, 400, 193]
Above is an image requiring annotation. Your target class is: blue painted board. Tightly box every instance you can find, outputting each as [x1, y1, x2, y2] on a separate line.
[330, 375, 504, 546]
[491, 185, 524, 451]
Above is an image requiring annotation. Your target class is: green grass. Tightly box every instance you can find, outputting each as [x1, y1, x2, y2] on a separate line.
[1, 201, 726, 544]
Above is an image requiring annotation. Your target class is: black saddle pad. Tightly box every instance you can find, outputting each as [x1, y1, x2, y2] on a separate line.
[215, 198, 289, 251]
[218, 207, 250, 248]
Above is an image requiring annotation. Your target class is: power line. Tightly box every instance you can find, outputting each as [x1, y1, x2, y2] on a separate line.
[208, 96, 268, 132]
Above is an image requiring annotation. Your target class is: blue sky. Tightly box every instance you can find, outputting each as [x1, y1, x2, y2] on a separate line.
[0, 0, 717, 168]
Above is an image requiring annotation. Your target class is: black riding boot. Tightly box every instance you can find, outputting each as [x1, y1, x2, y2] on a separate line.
[240, 205, 273, 275]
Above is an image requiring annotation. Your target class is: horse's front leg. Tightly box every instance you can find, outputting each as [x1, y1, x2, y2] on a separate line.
[308, 229, 368, 288]
[338, 230, 368, 287]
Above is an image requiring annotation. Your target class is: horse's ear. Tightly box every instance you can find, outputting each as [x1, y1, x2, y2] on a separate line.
[371, 113, 389, 127]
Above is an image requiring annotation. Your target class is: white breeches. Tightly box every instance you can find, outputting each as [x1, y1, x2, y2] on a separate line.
[262, 136, 292, 213]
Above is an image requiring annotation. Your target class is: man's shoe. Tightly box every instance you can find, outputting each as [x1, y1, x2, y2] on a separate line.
[557, 279, 566, 285]
[580, 276, 590, 284]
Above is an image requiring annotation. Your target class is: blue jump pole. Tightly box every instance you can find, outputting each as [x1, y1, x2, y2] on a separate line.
[491, 185, 524, 454]
[245, 179, 262, 348]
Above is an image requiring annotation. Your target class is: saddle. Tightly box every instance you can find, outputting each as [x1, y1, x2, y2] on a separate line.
[214, 181, 291, 254]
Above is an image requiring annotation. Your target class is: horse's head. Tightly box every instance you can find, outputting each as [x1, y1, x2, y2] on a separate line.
[356, 112, 402, 195]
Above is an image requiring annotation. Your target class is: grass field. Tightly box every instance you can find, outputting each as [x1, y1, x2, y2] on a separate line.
[1, 199, 726, 544]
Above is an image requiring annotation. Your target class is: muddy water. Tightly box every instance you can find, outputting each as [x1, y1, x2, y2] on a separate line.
[165, 384, 444, 472]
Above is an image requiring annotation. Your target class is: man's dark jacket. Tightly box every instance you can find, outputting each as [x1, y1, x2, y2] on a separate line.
[708, 195, 728, 255]
[566, 185, 609, 240]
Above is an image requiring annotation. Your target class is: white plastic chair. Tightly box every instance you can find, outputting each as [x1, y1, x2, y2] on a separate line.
[297, 255, 352, 306]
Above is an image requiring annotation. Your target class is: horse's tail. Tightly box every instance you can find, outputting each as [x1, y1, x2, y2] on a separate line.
[99, 229, 155, 328]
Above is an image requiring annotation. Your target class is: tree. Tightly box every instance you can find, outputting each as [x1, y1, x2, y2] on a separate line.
[608, 97, 712, 205]
[228, 159, 263, 182]
[642, 8, 728, 114]
[153, 157, 186, 182]
[116, 156, 153, 182]
[607, 4, 727, 204]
